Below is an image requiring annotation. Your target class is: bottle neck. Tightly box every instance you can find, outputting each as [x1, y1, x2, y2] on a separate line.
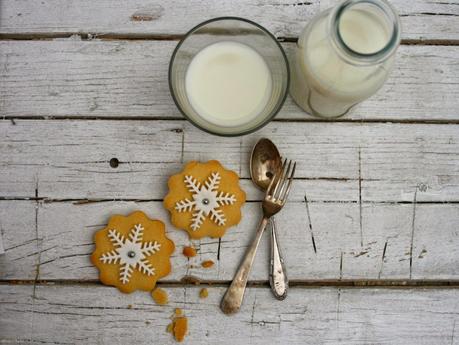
[328, 0, 401, 66]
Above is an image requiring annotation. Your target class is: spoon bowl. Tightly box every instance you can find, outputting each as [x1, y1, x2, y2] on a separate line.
[250, 138, 282, 191]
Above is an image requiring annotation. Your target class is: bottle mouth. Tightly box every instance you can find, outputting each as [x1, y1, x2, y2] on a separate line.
[330, 0, 401, 64]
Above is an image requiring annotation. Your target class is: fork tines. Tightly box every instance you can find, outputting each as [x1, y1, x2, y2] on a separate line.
[267, 158, 296, 203]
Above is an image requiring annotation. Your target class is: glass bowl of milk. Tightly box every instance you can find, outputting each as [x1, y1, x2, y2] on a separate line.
[169, 17, 290, 136]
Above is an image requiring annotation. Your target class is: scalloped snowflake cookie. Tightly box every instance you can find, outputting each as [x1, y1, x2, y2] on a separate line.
[164, 160, 246, 239]
[91, 211, 175, 293]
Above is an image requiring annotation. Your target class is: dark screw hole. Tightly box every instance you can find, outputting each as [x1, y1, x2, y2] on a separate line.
[109, 158, 119, 168]
[266, 171, 273, 179]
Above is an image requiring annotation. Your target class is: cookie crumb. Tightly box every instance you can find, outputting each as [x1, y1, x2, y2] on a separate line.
[168, 310, 188, 342]
[201, 260, 214, 268]
[183, 246, 197, 258]
[172, 317, 188, 342]
[199, 288, 209, 299]
[151, 287, 169, 305]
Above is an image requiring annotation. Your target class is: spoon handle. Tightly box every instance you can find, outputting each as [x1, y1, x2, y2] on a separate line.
[220, 217, 269, 314]
[269, 217, 288, 300]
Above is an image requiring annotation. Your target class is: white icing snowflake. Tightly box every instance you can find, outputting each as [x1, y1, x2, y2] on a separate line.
[99, 224, 161, 284]
[175, 172, 237, 231]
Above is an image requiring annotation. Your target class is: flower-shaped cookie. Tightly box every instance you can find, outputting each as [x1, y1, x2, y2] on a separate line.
[91, 211, 175, 293]
[164, 160, 246, 239]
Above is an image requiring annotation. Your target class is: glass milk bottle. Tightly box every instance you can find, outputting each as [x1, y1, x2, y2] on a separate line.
[290, 0, 401, 118]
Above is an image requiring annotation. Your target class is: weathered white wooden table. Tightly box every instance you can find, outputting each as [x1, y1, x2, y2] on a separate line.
[1, 0, 458, 344]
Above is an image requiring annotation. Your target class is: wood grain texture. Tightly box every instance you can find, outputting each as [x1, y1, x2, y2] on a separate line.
[0, 201, 38, 279]
[0, 199, 457, 281]
[1, 41, 458, 121]
[1, 284, 458, 345]
[1, 120, 458, 202]
[0, 0, 458, 341]
[0, 0, 458, 40]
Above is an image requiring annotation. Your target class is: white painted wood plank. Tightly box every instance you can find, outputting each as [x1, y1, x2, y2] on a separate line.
[0, 119, 357, 202]
[1, 120, 459, 202]
[36, 201, 360, 281]
[1, 0, 457, 40]
[37, 201, 459, 281]
[1, 40, 458, 121]
[0, 0, 319, 37]
[321, 0, 459, 41]
[0, 201, 38, 279]
[1, 200, 457, 280]
[1, 284, 458, 344]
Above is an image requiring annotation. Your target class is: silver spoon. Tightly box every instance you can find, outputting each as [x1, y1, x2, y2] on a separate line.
[250, 138, 288, 300]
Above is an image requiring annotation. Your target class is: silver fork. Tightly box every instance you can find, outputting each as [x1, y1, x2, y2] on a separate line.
[220, 159, 296, 314]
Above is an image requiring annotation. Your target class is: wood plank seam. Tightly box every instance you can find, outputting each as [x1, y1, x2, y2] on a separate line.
[4, 116, 459, 125]
[0, 33, 458, 46]
[280, 37, 459, 46]
[2, 198, 459, 204]
[2, 280, 459, 287]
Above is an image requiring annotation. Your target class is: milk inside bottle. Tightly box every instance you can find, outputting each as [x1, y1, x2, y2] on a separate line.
[290, 0, 401, 118]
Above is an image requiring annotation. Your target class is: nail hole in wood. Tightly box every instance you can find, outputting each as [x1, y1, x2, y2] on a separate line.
[266, 171, 273, 179]
[110, 158, 119, 168]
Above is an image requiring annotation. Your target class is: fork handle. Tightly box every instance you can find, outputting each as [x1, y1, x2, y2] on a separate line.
[269, 217, 288, 300]
[220, 217, 269, 315]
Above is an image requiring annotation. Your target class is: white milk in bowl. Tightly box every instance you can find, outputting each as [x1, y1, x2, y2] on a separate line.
[185, 41, 272, 127]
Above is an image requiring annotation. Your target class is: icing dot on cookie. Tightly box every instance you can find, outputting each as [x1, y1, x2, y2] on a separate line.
[182, 246, 197, 258]
[201, 260, 214, 268]
[151, 287, 168, 305]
